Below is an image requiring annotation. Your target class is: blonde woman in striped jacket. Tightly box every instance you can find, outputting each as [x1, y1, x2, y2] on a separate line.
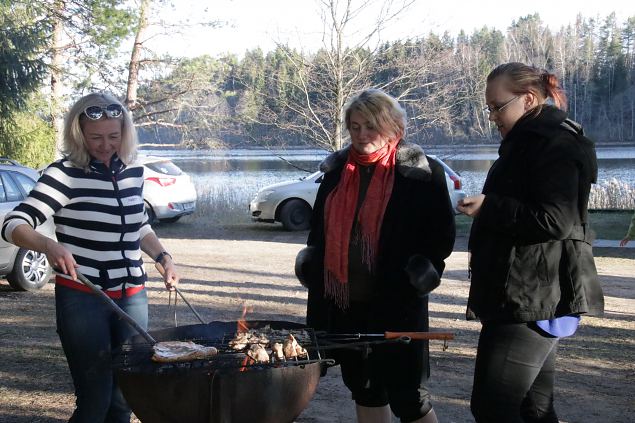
[2, 92, 179, 423]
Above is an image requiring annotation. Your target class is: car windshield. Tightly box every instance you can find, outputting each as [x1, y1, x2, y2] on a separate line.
[300, 170, 322, 181]
[144, 160, 183, 176]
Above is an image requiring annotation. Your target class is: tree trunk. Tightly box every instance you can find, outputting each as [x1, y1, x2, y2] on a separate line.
[50, 0, 65, 157]
[125, 0, 150, 110]
[333, 16, 344, 152]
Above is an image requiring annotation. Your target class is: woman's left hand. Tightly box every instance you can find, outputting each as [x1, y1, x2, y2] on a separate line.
[457, 194, 485, 217]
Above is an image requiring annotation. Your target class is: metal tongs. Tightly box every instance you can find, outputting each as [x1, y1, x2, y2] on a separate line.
[155, 262, 206, 325]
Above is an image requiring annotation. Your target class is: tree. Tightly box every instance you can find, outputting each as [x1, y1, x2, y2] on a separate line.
[0, 1, 52, 163]
[121, 0, 225, 146]
[453, 27, 505, 139]
[0, 2, 50, 121]
[247, 0, 416, 151]
[505, 14, 553, 68]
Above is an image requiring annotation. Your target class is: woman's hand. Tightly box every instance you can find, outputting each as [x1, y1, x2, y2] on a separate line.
[44, 238, 78, 280]
[155, 258, 180, 291]
[619, 238, 630, 247]
[457, 194, 485, 217]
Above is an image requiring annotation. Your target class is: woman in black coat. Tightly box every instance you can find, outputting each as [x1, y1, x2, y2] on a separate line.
[458, 62, 604, 422]
[295, 88, 455, 423]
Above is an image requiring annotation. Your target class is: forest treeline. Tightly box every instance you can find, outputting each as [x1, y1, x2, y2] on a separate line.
[2, 1, 635, 168]
[136, 13, 635, 149]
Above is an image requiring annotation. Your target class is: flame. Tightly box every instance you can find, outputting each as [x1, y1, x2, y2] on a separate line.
[237, 304, 253, 333]
[239, 356, 253, 372]
[237, 303, 254, 372]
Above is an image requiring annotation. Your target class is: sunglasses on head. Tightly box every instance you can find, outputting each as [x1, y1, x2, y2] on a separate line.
[83, 104, 124, 120]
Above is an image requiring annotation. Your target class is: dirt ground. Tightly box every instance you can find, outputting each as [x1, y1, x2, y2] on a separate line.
[0, 221, 633, 423]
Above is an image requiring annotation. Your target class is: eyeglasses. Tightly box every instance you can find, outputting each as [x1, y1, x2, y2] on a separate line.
[83, 104, 124, 120]
[483, 96, 520, 115]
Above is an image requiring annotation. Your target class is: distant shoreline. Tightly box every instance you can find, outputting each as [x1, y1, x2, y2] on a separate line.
[139, 142, 635, 150]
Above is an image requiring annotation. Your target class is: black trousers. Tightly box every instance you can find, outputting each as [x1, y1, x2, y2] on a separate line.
[329, 301, 433, 422]
[471, 321, 560, 423]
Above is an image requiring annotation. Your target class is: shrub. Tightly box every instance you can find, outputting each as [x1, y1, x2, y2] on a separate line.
[0, 97, 56, 169]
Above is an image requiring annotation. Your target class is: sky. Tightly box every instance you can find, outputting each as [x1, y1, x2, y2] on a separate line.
[147, 0, 633, 58]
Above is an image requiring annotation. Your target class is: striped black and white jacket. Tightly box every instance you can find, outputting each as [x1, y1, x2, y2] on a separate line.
[1, 155, 154, 294]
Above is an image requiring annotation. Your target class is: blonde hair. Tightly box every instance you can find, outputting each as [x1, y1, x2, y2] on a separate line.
[61, 92, 137, 169]
[344, 88, 407, 140]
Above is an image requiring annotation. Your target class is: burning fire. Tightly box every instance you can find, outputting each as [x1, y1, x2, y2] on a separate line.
[238, 304, 254, 372]
[240, 356, 253, 372]
[237, 304, 254, 333]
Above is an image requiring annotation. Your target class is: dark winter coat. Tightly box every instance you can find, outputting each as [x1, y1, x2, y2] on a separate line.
[296, 142, 456, 332]
[466, 106, 604, 322]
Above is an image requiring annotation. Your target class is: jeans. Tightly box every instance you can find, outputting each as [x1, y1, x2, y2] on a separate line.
[471, 321, 559, 423]
[55, 285, 148, 423]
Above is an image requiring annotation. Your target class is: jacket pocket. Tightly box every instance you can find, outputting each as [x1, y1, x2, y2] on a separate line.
[506, 244, 550, 287]
[504, 242, 562, 314]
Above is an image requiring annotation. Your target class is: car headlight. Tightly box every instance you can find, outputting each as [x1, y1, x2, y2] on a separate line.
[256, 190, 275, 202]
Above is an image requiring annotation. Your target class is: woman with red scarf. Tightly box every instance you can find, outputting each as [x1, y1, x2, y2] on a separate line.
[295, 89, 455, 423]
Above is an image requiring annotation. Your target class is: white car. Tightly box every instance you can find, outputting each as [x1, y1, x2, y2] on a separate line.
[0, 159, 56, 291]
[140, 156, 197, 224]
[249, 155, 466, 231]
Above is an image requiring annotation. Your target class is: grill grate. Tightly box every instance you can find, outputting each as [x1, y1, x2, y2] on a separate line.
[112, 327, 324, 374]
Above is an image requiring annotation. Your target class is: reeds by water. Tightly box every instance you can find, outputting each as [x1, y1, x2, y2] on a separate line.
[189, 178, 634, 227]
[589, 178, 635, 210]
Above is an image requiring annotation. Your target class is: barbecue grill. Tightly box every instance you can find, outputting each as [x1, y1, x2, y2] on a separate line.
[114, 320, 335, 423]
[61, 269, 446, 422]
[113, 319, 447, 423]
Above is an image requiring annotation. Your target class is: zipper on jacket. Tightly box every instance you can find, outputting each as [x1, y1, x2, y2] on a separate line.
[111, 170, 131, 296]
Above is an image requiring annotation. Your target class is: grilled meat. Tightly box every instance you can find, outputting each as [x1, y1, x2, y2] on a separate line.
[152, 341, 218, 363]
[271, 342, 284, 361]
[229, 330, 270, 350]
[247, 344, 270, 363]
[282, 334, 307, 359]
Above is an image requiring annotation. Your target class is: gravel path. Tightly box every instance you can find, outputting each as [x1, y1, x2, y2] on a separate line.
[0, 223, 633, 422]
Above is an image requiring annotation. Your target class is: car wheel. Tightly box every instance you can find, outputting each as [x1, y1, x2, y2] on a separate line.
[160, 216, 181, 223]
[145, 203, 156, 225]
[7, 248, 52, 291]
[279, 199, 311, 231]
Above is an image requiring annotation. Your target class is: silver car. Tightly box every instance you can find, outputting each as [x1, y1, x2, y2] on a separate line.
[140, 156, 197, 224]
[0, 159, 55, 291]
[249, 155, 466, 231]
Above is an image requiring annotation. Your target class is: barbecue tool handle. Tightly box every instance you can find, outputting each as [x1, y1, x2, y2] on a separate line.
[384, 331, 454, 340]
[318, 331, 454, 341]
[155, 262, 206, 324]
[53, 268, 157, 344]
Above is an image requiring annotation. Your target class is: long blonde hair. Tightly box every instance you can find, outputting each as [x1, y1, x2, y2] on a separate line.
[61, 92, 137, 169]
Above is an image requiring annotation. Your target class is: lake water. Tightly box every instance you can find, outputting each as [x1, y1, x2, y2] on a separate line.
[139, 146, 635, 210]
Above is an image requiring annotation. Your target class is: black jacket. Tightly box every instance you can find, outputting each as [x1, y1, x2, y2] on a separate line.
[296, 142, 456, 332]
[466, 106, 604, 322]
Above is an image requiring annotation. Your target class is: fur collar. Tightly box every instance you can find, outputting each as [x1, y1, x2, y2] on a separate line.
[319, 142, 432, 181]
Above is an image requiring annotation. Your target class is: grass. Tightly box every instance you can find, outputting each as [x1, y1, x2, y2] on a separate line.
[191, 179, 633, 240]
[455, 211, 632, 240]
[588, 210, 633, 240]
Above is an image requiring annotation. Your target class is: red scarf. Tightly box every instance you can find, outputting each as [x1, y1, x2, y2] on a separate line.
[323, 142, 398, 309]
